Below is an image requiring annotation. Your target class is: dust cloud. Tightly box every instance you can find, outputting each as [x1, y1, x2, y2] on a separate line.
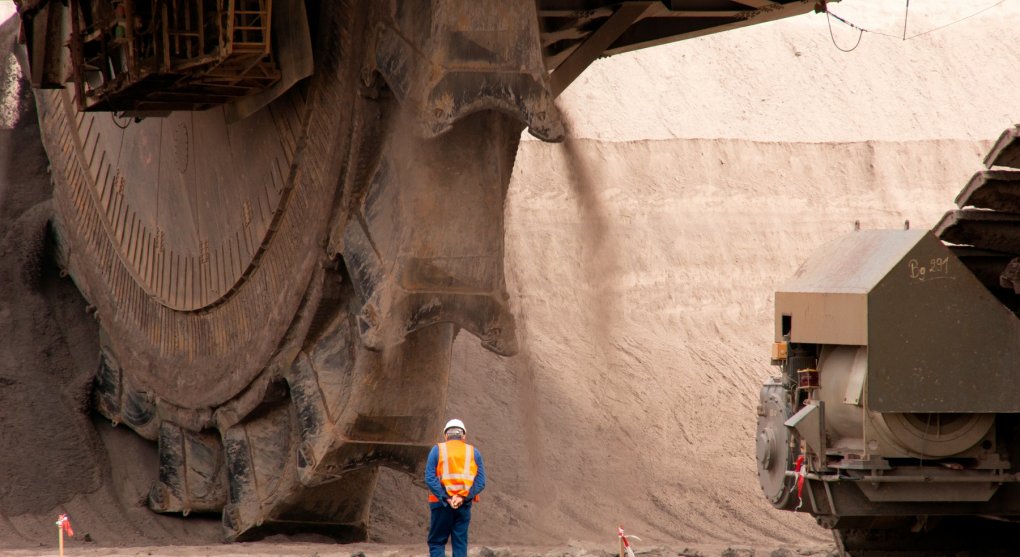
[556, 106, 623, 337]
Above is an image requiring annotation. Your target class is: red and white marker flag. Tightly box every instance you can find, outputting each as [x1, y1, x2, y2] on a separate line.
[792, 455, 806, 510]
[56, 514, 74, 537]
[55, 513, 74, 557]
[617, 525, 637, 557]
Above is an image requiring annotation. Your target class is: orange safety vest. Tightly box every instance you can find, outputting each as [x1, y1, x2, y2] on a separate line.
[428, 440, 478, 503]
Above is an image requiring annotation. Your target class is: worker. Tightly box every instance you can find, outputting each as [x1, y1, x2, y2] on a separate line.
[425, 418, 486, 557]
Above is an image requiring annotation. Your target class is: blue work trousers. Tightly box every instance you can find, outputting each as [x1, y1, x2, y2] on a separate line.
[427, 504, 472, 557]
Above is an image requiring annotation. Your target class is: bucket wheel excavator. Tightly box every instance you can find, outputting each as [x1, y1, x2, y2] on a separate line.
[13, 0, 821, 541]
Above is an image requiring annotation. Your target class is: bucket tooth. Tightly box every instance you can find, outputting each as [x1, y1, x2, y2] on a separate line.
[219, 400, 373, 542]
[93, 348, 159, 440]
[149, 422, 227, 515]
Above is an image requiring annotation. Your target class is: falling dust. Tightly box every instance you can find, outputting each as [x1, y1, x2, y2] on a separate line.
[473, 100, 639, 531]
[550, 103, 633, 518]
[556, 105, 624, 350]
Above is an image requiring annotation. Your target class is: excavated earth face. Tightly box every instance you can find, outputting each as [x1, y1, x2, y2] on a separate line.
[1, 3, 1019, 556]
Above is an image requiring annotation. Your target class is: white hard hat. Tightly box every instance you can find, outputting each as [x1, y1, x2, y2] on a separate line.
[444, 418, 466, 434]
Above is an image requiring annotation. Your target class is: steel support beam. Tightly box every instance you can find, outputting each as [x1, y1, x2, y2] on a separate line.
[549, 2, 655, 96]
[729, 0, 777, 8]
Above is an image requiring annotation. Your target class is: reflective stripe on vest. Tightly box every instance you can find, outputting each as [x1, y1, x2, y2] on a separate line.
[427, 440, 477, 503]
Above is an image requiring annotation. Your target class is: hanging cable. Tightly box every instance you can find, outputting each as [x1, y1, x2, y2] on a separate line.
[110, 111, 131, 130]
[827, 9, 901, 40]
[825, 0, 1009, 49]
[825, 10, 863, 52]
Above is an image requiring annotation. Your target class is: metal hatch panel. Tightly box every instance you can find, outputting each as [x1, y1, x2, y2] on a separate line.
[775, 229, 927, 346]
[867, 232, 1020, 412]
[776, 230, 1020, 413]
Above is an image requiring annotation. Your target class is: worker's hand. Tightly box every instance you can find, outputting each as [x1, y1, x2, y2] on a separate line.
[449, 495, 463, 509]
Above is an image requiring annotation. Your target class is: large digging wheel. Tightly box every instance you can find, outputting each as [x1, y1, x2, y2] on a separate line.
[40, 1, 541, 540]
[19, 0, 825, 541]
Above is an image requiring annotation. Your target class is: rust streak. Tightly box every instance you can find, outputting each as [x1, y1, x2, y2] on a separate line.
[166, 252, 174, 305]
[83, 117, 97, 166]
[214, 244, 223, 299]
[227, 241, 236, 290]
[103, 175, 117, 232]
[155, 242, 164, 301]
[235, 232, 244, 278]
[115, 187, 129, 246]
[184, 256, 191, 309]
[72, 172, 88, 212]
[140, 228, 151, 286]
[175, 252, 184, 309]
[84, 198, 99, 252]
[100, 163, 115, 216]
[272, 156, 286, 198]
[126, 212, 139, 265]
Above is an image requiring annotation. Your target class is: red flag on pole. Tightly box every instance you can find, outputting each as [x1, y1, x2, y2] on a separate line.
[617, 526, 636, 557]
[793, 455, 807, 510]
[56, 514, 74, 537]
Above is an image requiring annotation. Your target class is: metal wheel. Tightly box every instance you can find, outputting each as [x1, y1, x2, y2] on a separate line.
[37, 0, 543, 540]
[756, 380, 797, 510]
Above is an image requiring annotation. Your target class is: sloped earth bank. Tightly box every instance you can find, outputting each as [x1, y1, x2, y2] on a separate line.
[0, 6, 1013, 557]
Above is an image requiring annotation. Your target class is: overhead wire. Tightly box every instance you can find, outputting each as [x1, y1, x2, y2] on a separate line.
[825, 10, 863, 52]
[823, 0, 1009, 50]
[902, 0, 1007, 40]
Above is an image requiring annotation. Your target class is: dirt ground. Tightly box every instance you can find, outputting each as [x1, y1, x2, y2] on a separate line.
[0, 2, 1017, 556]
